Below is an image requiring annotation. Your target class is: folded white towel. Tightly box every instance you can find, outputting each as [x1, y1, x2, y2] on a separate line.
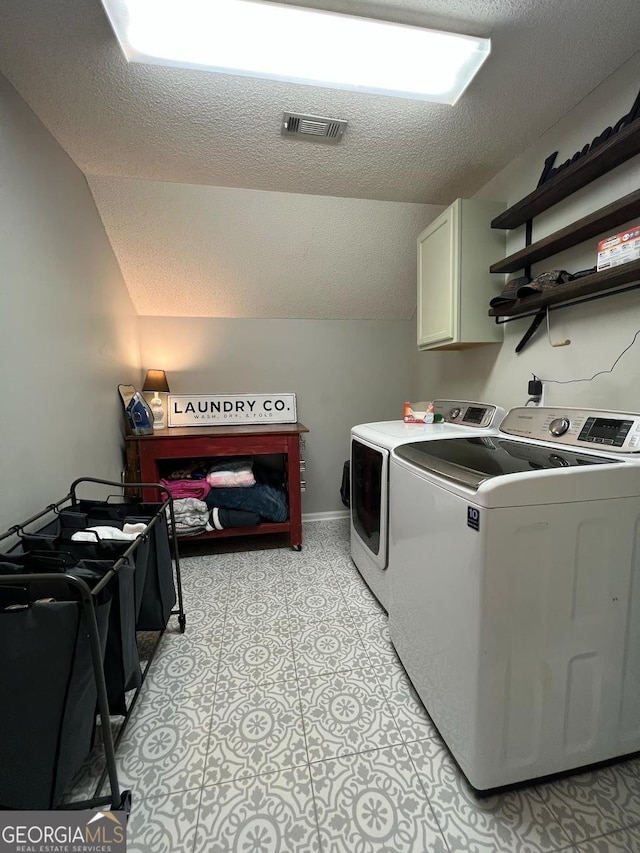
[71, 524, 144, 542]
[123, 522, 147, 536]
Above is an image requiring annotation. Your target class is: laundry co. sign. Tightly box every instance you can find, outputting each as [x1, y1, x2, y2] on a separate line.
[168, 393, 297, 427]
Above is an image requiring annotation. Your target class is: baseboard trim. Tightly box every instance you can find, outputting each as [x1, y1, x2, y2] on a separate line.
[302, 510, 350, 523]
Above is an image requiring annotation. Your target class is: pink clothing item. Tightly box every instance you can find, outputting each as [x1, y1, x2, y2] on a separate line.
[206, 469, 256, 488]
[160, 478, 211, 500]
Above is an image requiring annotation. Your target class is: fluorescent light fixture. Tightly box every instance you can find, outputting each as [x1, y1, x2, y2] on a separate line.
[100, 0, 490, 104]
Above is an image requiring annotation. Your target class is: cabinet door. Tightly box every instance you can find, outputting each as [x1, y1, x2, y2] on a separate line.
[417, 203, 459, 348]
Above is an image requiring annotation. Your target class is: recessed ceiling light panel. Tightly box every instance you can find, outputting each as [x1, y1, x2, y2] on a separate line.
[100, 0, 491, 104]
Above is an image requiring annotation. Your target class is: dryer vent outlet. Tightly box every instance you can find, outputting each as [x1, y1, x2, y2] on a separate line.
[281, 112, 347, 143]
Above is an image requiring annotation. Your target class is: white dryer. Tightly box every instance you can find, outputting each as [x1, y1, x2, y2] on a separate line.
[350, 401, 504, 610]
[389, 406, 640, 792]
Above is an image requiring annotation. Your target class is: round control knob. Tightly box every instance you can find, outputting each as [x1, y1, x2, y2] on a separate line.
[447, 407, 461, 421]
[548, 453, 569, 467]
[549, 417, 570, 437]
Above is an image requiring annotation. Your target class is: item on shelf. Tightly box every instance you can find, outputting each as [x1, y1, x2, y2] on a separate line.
[206, 457, 256, 488]
[118, 384, 154, 436]
[168, 392, 298, 427]
[205, 482, 288, 523]
[489, 275, 530, 308]
[210, 507, 260, 530]
[491, 268, 600, 317]
[597, 225, 640, 271]
[515, 269, 573, 297]
[491, 88, 640, 232]
[572, 266, 598, 279]
[142, 368, 171, 431]
[169, 497, 212, 536]
[165, 459, 209, 480]
[168, 499, 262, 535]
[160, 477, 211, 501]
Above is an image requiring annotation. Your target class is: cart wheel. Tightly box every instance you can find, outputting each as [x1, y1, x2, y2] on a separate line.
[179, 614, 187, 633]
[117, 789, 132, 818]
[292, 544, 302, 552]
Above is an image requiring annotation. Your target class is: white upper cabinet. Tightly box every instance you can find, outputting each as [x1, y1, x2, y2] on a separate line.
[417, 198, 506, 350]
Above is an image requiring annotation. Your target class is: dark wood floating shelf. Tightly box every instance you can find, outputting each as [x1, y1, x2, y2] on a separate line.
[488, 258, 640, 317]
[491, 120, 640, 230]
[490, 189, 640, 274]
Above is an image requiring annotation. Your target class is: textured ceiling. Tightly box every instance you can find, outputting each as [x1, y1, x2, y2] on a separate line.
[1, 0, 639, 205]
[1, 1, 639, 320]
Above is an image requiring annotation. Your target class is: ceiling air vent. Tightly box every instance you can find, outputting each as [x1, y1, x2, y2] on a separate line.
[281, 112, 347, 143]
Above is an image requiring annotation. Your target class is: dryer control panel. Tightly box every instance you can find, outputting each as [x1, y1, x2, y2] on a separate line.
[500, 407, 640, 452]
[433, 401, 503, 428]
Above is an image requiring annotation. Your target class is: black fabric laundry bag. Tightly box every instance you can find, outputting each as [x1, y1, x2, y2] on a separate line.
[0, 570, 111, 809]
[73, 499, 176, 632]
[7, 540, 142, 716]
[83, 556, 139, 715]
[33, 509, 152, 622]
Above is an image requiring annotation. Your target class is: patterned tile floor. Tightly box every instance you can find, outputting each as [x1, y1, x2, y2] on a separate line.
[70, 519, 640, 852]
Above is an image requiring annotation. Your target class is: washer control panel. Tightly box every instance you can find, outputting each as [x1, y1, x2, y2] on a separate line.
[500, 407, 640, 452]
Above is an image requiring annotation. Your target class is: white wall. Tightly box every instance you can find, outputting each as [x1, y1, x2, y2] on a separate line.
[138, 316, 413, 514]
[413, 51, 640, 414]
[0, 75, 140, 531]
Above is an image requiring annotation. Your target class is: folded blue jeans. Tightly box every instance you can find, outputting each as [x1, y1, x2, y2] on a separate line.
[205, 483, 288, 523]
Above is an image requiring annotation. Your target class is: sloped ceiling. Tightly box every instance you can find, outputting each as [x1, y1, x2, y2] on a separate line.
[88, 176, 439, 319]
[1, 0, 640, 319]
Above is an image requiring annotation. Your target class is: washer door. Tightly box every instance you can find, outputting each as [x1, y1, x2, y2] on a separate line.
[351, 437, 388, 570]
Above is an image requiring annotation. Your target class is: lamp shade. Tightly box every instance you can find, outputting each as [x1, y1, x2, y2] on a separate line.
[142, 369, 170, 393]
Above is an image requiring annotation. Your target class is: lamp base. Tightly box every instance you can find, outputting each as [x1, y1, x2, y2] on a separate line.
[150, 394, 166, 430]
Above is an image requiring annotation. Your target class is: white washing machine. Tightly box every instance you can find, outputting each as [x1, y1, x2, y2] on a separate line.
[350, 401, 505, 610]
[389, 406, 640, 792]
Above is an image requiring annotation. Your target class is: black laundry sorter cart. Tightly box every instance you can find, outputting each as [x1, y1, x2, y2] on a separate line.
[66, 477, 185, 635]
[0, 477, 186, 812]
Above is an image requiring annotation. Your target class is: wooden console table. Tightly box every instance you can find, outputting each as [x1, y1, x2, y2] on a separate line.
[125, 422, 309, 549]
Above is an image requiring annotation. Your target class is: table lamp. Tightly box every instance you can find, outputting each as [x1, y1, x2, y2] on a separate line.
[142, 369, 170, 430]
